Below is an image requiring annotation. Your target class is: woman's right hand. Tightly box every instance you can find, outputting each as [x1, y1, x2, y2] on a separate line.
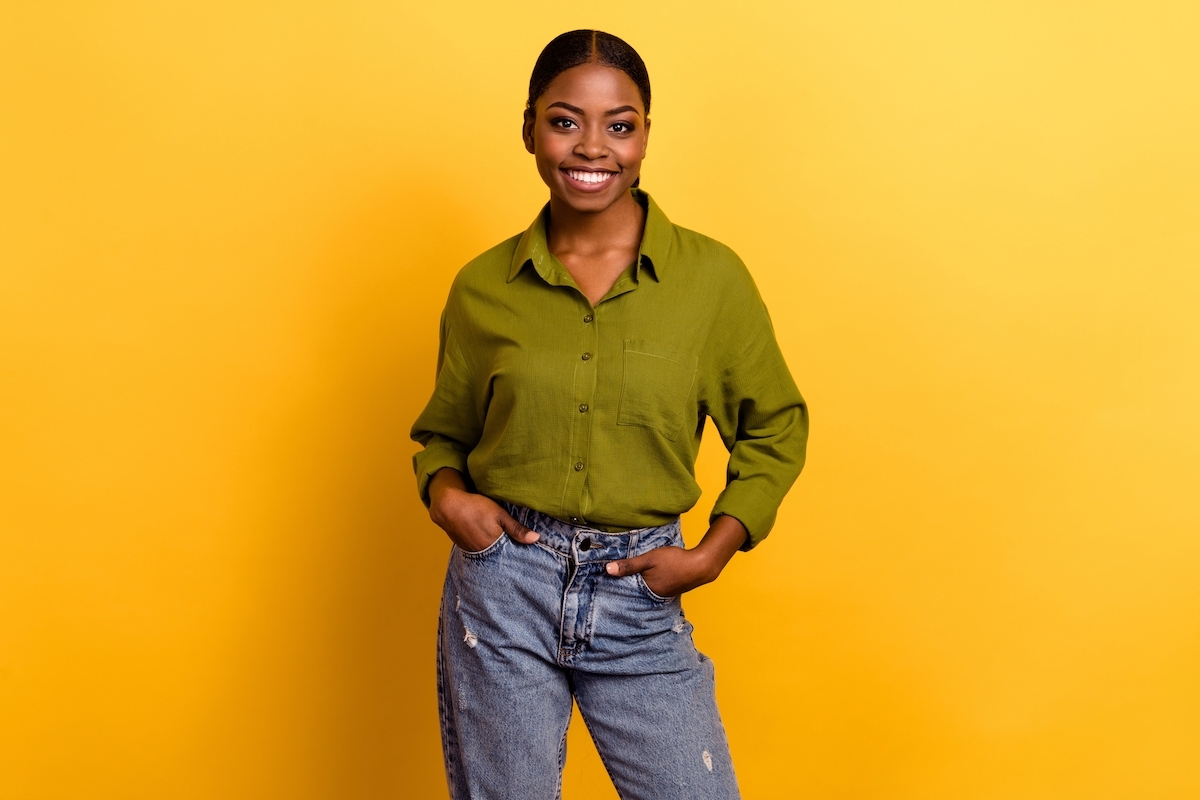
[428, 468, 540, 553]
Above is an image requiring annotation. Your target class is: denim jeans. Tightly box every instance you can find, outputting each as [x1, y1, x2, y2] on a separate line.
[437, 503, 740, 800]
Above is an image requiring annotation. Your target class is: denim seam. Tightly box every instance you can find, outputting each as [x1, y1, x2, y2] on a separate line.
[436, 592, 465, 798]
[554, 716, 570, 800]
[634, 572, 675, 604]
[582, 567, 598, 644]
[556, 560, 574, 665]
[534, 540, 570, 561]
[458, 532, 508, 560]
[576, 702, 626, 799]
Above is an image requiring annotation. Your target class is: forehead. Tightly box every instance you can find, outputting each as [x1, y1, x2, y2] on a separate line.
[539, 63, 645, 113]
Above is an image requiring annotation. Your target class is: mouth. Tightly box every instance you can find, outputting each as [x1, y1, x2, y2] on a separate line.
[561, 167, 618, 191]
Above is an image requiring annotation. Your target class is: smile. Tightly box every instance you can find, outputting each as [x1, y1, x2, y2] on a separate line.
[563, 169, 617, 188]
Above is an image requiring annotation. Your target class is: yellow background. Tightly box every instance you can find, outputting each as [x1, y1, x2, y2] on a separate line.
[2, 2, 1198, 798]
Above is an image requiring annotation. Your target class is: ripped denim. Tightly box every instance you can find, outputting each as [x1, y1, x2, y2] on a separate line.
[437, 503, 740, 800]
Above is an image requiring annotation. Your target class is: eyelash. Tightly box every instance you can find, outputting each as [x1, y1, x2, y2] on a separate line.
[551, 118, 634, 134]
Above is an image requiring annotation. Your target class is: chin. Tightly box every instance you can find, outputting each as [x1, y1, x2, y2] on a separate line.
[558, 184, 631, 213]
[567, 195, 614, 213]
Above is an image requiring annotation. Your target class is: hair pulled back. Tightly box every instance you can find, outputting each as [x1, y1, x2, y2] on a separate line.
[526, 30, 651, 116]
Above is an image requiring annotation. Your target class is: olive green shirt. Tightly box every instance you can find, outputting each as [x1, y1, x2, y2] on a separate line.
[410, 189, 807, 549]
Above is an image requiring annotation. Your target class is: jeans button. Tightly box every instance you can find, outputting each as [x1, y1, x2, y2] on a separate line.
[579, 538, 592, 552]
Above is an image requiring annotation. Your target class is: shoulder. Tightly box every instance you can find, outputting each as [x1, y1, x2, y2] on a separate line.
[663, 224, 778, 356]
[668, 224, 761, 300]
[442, 232, 523, 312]
[452, 233, 522, 290]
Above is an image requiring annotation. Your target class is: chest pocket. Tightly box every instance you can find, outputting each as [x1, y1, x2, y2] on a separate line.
[617, 340, 698, 442]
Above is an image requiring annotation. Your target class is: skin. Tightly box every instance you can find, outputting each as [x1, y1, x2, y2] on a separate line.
[427, 62, 747, 598]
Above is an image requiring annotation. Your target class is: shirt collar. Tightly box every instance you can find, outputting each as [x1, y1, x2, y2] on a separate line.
[507, 188, 673, 284]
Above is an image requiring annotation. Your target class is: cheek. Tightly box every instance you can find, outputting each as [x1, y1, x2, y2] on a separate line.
[616, 140, 647, 166]
[534, 134, 569, 166]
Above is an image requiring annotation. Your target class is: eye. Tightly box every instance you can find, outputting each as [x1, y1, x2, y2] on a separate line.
[551, 117, 578, 129]
[610, 121, 634, 134]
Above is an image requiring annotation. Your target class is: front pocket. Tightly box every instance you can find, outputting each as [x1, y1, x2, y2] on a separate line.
[458, 533, 508, 560]
[616, 340, 698, 441]
[634, 573, 675, 603]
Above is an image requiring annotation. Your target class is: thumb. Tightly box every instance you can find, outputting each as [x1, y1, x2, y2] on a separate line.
[498, 511, 539, 545]
[606, 553, 652, 577]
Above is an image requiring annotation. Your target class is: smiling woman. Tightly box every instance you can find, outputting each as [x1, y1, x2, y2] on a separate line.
[410, 29, 808, 800]
[524, 32, 650, 206]
[519, 33, 653, 305]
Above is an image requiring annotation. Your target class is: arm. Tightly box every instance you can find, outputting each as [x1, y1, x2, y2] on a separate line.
[605, 513, 747, 595]
[704, 285, 808, 550]
[606, 267, 808, 594]
[411, 310, 539, 551]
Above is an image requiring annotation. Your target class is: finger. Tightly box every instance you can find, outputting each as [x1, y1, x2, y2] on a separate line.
[605, 552, 653, 576]
[498, 511, 539, 545]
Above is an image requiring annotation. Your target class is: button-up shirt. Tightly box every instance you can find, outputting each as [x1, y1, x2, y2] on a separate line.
[410, 189, 807, 549]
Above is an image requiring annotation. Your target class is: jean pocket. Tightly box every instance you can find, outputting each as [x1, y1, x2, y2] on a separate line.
[616, 340, 698, 442]
[634, 572, 675, 603]
[458, 533, 508, 560]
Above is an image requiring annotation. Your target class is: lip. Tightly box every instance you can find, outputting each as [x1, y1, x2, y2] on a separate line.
[560, 167, 618, 193]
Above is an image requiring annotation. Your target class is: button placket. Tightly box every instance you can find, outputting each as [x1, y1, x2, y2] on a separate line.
[563, 303, 599, 524]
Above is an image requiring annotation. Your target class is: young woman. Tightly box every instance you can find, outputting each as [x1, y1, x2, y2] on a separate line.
[411, 30, 808, 800]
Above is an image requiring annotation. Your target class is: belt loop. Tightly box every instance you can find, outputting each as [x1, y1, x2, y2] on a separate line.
[627, 530, 639, 559]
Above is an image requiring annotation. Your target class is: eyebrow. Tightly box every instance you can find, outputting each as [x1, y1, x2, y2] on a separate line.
[545, 101, 642, 117]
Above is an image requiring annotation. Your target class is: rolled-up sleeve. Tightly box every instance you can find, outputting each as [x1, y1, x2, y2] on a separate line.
[705, 270, 808, 549]
[410, 307, 483, 506]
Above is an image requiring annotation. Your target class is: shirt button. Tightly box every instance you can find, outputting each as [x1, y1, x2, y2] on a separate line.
[581, 352, 591, 361]
[578, 403, 588, 413]
[574, 461, 584, 471]
[570, 516, 579, 523]
[583, 314, 594, 324]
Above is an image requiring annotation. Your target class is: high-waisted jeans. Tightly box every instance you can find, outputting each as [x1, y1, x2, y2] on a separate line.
[437, 503, 740, 800]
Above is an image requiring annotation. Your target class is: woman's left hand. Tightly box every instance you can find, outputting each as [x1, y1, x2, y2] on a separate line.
[604, 515, 748, 598]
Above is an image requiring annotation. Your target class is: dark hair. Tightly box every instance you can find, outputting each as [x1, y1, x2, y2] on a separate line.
[526, 30, 651, 116]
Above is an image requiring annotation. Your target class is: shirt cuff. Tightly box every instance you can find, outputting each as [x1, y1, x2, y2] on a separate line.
[710, 480, 780, 551]
[413, 445, 471, 507]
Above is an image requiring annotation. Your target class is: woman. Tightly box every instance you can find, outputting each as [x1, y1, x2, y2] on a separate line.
[411, 30, 807, 800]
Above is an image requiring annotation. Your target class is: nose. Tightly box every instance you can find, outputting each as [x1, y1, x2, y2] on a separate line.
[574, 125, 608, 160]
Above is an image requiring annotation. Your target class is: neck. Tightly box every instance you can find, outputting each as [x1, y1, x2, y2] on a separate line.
[546, 189, 644, 257]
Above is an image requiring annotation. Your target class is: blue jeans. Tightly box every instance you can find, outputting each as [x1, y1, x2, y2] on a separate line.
[437, 503, 740, 800]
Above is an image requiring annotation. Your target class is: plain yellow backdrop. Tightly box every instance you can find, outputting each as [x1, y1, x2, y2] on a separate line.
[2, 2, 1198, 798]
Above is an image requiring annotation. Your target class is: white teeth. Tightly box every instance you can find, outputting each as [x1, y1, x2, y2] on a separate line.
[568, 170, 613, 185]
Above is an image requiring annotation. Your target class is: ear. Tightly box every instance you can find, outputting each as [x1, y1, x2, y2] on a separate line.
[641, 116, 651, 159]
[522, 109, 536, 154]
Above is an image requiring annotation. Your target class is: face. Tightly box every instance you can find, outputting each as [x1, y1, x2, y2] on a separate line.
[523, 63, 650, 214]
